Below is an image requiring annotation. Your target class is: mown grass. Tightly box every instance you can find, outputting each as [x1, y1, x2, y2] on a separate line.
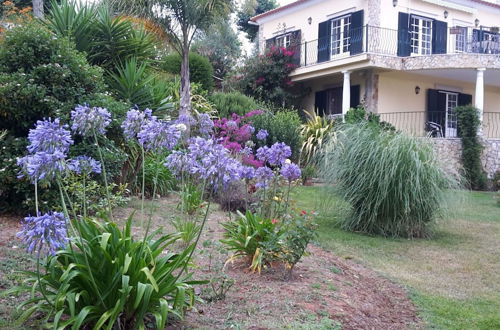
[292, 186, 500, 330]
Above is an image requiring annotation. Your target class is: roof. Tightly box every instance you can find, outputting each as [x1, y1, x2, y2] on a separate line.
[250, 0, 500, 22]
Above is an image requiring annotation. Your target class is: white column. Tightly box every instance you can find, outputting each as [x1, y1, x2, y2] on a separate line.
[475, 68, 485, 123]
[342, 70, 351, 116]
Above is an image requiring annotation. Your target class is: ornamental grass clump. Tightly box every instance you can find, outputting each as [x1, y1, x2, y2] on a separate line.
[319, 124, 457, 238]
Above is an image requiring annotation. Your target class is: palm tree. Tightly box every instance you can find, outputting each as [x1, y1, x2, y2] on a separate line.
[110, 0, 232, 123]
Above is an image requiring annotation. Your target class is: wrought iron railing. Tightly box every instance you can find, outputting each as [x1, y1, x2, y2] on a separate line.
[377, 111, 500, 139]
[296, 25, 500, 67]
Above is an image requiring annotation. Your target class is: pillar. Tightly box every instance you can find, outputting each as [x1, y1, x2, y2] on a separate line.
[342, 70, 351, 116]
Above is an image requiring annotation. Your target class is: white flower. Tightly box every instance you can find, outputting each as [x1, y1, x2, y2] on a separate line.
[285, 159, 292, 164]
[175, 123, 187, 132]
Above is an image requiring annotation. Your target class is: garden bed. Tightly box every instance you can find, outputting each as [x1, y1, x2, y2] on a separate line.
[1, 198, 421, 329]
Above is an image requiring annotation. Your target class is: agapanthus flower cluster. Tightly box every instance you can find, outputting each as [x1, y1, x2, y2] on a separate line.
[198, 113, 214, 137]
[17, 212, 68, 255]
[68, 156, 101, 175]
[256, 142, 292, 166]
[17, 150, 67, 183]
[121, 108, 153, 140]
[27, 118, 73, 154]
[138, 118, 181, 152]
[177, 113, 197, 127]
[165, 137, 243, 189]
[255, 166, 274, 188]
[71, 104, 111, 136]
[280, 163, 301, 182]
[239, 166, 256, 180]
[256, 129, 268, 141]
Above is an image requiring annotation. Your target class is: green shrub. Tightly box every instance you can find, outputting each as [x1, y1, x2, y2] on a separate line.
[455, 105, 487, 190]
[319, 124, 456, 238]
[251, 110, 302, 162]
[345, 106, 396, 132]
[0, 21, 104, 136]
[162, 52, 214, 92]
[209, 92, 261, 118]
[139, 152, 176, 197]
[11, 216, 202, 329]
[300, 111, 335, 166]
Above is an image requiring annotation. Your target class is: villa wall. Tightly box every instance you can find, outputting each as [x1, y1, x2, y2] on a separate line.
[431, 138, 500, 180]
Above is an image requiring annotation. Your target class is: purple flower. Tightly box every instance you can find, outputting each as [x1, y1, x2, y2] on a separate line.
[255, 166, 274, 189]
[17, 151, 67, 183]
[256, 129, 268, 140]
[17, 212, 68, 255]
[239, 166, 255, 180]
[27, 118, 73, 154]
[256, 142, 291, 166]
[248, 125, 255, 134]
[198, 113, 214, 137]
[71, 104, 112, 136]
[177, 113, 197, 127]
[68, 156, 101, 175]
[280, 163, 301, 182]
[240, 146, 253, 156]
[226, 120, 238, 130]
[138, 118, 181, 152]
[121, 108, 153, 140]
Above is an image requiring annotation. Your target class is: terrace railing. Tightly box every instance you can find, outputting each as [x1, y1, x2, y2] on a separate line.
[296, 25, 500, 67]
[377, 111, 500, 139]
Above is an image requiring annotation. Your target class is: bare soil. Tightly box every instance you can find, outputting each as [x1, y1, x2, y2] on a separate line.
[1, 199, 422, 329]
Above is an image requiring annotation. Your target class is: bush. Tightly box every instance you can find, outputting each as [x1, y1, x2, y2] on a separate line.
[11, 217, 201, 329]
[319, 124, 456, 238]
[251, 110, 302, 162]
[139, 152, 176, 197]
[209, 92, 261, 118]
[0, 21, 104, 136]
[455, 105, 487, 190]
[300, 111, 335, 166]
[162, 52, 214, 92]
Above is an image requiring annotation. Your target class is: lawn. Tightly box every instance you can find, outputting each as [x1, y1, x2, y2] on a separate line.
[292, 186, 500, 329]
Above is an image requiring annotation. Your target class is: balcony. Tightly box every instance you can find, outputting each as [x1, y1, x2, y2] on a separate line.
[294, 25, 500, 68]
[377, 111, 500, 139]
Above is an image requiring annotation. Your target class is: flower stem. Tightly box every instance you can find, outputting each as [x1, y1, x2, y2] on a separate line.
[93, 131, 113, 220]
[141, 145, 146, 230]
[34, 181, 39, 216]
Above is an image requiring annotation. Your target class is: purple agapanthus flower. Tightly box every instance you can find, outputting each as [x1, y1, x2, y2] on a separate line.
[71, 104, 112, 136]
[138, 118, 181, 152]
[256, 129, 268, 140]
[121, 108, 153, 140]
[177, 113, 197, 127]
[17, 212, 68, 255]
[280, 163, 301, 182]
[255, 166, 274, 189]
[239, 166, 256, 180]
[256, 142, 291, 166]
[27, 118, 73, 154]
[17, 151, 67, 182]
[68, 156, 101, 175]
[198, 113, 214, 137]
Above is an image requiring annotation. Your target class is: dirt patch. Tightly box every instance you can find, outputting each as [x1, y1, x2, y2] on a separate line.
[0, 199, 422, 329]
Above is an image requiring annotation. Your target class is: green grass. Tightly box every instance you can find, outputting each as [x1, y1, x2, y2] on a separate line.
[292, 186, 500, 330]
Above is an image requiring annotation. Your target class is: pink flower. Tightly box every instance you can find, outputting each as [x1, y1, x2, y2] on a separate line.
[272, 218, 279, 224]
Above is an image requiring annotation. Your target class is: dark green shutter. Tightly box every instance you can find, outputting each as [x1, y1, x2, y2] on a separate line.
[397, 12, 411, 56]
[265, 37, 276, 50]
[350, 85, 360, 108]
[290, 30, 302, 65]
[315, 90, 327, 116]
[458, 93, 472, 106]
[350, 10, 364, 55]
[432, 20, 448, 54]
[427, 89, 447, 136]
[317, 20, 331, 63]
[472, 29, 483, 53]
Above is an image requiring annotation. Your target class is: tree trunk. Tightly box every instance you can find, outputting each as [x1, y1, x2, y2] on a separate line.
[32, 0, 44, 18]
[179, 47, 192, 125]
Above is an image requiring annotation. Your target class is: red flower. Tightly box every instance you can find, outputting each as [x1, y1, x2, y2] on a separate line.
[301, 210, 307, 215]
[272, 218, 279, 224]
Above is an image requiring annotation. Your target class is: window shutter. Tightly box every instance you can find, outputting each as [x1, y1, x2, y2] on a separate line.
[317, 20, 332, 63]
[427, 89, 446, 136]
[472, 29, 483, 53]
[315, 90, 327, 116]
[397, 12, 411, 56]
[265, 37, 276, 50]
[350, 10, 364, 55]
[290, 30, 302, 65]
[350, 85, 361, 108]
[458, 93, 472, 106]
[432, 20, 448, 54]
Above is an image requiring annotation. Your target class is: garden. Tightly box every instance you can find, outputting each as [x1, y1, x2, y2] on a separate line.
[0, 0, 499, 329]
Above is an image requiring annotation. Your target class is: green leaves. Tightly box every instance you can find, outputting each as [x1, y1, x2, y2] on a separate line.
[13, 216, 201, 329]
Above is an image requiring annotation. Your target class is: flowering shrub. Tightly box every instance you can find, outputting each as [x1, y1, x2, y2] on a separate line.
[234, 46, 299, 107]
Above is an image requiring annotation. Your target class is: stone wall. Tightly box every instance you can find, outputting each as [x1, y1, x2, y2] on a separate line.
[431, 138, 500, 180]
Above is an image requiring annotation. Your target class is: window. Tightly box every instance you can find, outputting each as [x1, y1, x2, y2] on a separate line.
[442, 91, 458, 138]
[331, 15, 351, 56]
[455, 27, 467, 52]
[276, 34, 291, 48]
[411, 16, 432, 55]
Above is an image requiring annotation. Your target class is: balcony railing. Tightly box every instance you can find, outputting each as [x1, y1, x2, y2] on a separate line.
[296, 25, 500, 67]
[377, 111, 500, 139]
